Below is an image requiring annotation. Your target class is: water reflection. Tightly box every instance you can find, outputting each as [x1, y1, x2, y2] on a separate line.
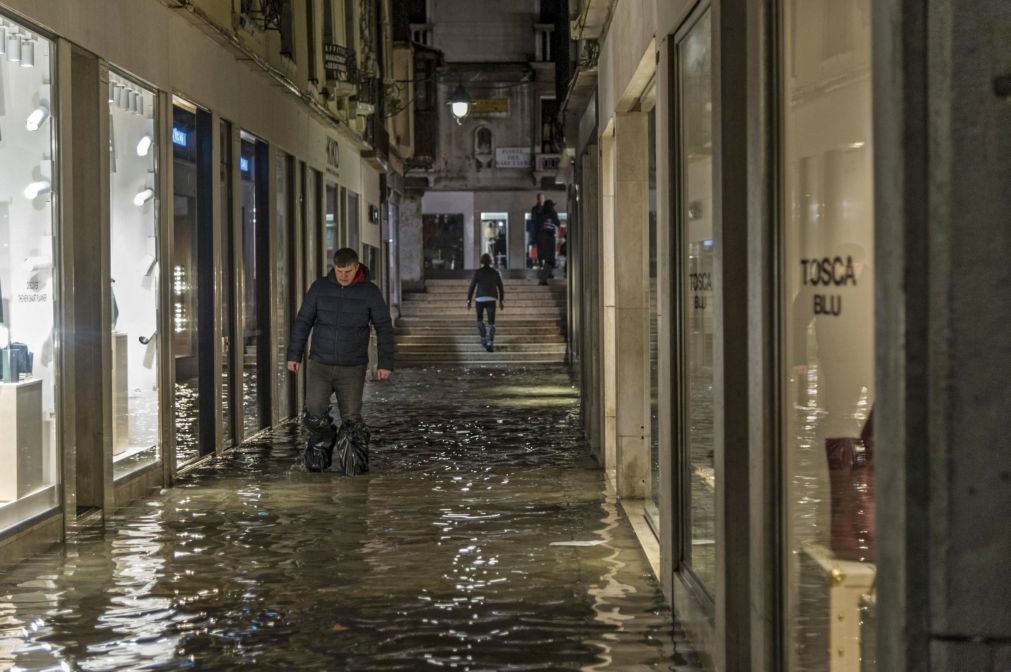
[0, 368, 701, 670]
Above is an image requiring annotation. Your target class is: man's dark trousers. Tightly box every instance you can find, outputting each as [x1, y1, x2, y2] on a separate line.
[305, 359, 368, 423]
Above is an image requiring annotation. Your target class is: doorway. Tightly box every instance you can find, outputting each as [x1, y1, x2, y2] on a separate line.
[479, 212, 509, 268]
[239, 131, 271, 438]
[171, 98, 215, 465]
[422, 214, 465, 271]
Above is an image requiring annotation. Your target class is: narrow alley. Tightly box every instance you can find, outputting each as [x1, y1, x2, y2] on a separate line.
[0, 367, 701, 671]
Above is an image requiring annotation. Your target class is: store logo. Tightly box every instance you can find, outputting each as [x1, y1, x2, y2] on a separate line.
[801, 256, 860, 317]
[689, 272, 711, 310]
[326, 139, 340, 172]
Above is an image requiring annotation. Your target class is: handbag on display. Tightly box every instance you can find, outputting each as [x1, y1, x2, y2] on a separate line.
[825, 407, 875, 563]
[1, 342, 34, 383]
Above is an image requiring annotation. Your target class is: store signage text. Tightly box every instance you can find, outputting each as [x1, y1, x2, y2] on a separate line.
[690, 272, 712, 310]
[172, 127, 188, 147]
[239, 156, 251, 173]
[325, 139, 341, 174]
[496, 147, 531, 168]
[801, 256, 858, 317]
[18, 279, 47, 304]
[470, 98, 509, 116]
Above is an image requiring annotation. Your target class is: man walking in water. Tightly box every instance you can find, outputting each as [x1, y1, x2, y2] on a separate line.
[287, 248, 394, 470]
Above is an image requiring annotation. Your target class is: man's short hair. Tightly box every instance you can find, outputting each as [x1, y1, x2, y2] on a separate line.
[333, 248, 359, 267]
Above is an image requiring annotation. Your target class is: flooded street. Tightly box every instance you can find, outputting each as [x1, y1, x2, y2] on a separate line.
[0, 367, 701, 671]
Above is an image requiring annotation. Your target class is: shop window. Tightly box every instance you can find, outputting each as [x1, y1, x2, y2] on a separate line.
[540, 98, 560, 154]
[347, 190, 360, 254]
[220, 120, 237, 449]
[475, 127, 493, 157]
[274, 153, 294, 421]
[646, 97, 659, 529]
[781, 0, 876, 668]
[109, 73, 160, 479]
[676, 7, 715, 598]
[0, 19, 60, 532]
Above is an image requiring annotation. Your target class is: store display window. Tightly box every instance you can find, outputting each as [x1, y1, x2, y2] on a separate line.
[0, 17, 60, 531]
[274, 152, 292, 421]
[676, 7, 715, 598]
[109, 72, 160, 479]
[781, 0, 876, 669]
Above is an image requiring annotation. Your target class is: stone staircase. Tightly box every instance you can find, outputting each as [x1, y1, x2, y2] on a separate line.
[395, 277, 568, 366]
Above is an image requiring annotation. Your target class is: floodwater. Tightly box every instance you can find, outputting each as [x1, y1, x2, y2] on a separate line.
[0, 367, 702, 671]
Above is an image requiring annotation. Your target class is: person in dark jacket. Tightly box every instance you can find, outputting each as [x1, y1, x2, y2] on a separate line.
[535, 199, 560, 285]
[287, 248, 394, 435]
[467, 254, 505, 352]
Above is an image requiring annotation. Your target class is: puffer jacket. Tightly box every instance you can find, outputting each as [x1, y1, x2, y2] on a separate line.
[286, 265, 394, 370]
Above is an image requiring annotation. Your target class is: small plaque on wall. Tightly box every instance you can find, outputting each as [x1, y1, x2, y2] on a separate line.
[495, 147, 532, 169]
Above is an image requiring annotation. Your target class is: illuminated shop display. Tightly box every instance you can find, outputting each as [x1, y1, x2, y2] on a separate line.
[109, 72, 161, 478]
[0, 16, 59, 530]
[781, 0, 876, 668]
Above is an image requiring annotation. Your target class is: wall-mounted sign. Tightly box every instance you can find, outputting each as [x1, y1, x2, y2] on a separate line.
[470, 98, 509, 116]
[325, 138, 340, 174]
[495, 147, 531, 169]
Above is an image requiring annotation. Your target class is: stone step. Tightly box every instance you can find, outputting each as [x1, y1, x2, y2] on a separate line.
[396, 334, 566, 344]
[397, 343, 567, 353]
[402, 299, 566, 308]
[424, 277, 566, 283]
[396, 353, 567, 365]
[413, 286, 566, 294]
[392, 329, 562, 341]
[399, 307, 562, 317]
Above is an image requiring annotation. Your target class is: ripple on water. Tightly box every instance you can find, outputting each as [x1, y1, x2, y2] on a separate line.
[0, 367, 701, 671]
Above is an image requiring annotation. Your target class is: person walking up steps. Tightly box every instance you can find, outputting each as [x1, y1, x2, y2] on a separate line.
[467, 254, 505, 352]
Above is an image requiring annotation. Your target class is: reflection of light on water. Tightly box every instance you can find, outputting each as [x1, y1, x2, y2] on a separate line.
[581, 489, 636, 672]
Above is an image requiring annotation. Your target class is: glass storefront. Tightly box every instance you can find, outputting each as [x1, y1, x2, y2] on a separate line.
[781, 0, 875, 669]
[171, 100, 202, 465]
[220, 120, 235, 449]
[108, 72, 160, 479]
[677, 8, 715, 596]
[240, 132, 269, 437]
[0, 17, 60, 531]
[347, 190, 359, 253]
[274, 152, 292, 421]
[646, 96, 659, 528]
[325, 182, 337, 266]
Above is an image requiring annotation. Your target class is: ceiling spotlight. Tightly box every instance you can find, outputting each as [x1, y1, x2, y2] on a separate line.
[6, 33, 21, 62]
[133, 187, 155, 206]
[26, 104, 49, 131]
[448, 84, 471, 124]
[23, 180, 51, 199]
[20, 39, 33, 67]
[136, 134, 153, 157]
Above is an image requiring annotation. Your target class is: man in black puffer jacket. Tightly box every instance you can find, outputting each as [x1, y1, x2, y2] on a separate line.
[287, 248, 394, 439]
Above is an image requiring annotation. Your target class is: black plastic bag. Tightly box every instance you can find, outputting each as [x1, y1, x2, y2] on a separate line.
[303, 412, 337, 472]
[334, 419, 370, 476]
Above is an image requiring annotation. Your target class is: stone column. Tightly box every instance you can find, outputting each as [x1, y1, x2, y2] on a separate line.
[610, 113, 650, 498]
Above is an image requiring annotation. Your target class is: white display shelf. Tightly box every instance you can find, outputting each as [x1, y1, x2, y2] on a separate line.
[0, 378, 44, 501]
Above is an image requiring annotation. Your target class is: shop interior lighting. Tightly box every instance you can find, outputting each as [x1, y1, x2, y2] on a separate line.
[136, 134, 154, 157]
[20, 39, 33, 68]
[6, 32, 21, 62]
[133, 187, 155, 207]
[26, 104, 49, 131]
[23, 179, 51, 200]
